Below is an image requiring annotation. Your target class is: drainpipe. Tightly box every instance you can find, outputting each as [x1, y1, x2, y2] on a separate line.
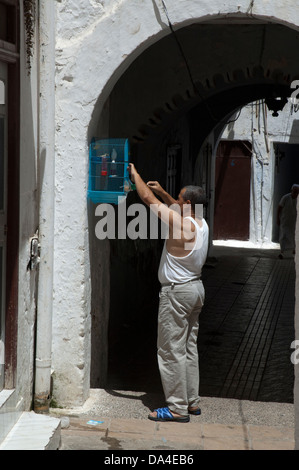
[34, 0, 55, 413]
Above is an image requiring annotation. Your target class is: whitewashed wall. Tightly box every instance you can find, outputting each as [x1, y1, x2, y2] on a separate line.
[16, 2, 39, 409]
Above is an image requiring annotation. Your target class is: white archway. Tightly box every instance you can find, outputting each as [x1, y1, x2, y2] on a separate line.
[52, 5, 299, 450]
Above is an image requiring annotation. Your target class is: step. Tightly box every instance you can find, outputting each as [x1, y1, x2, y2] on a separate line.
[0, 411, 61, 450]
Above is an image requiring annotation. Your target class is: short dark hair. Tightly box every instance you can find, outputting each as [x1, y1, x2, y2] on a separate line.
[182, 185, 207, 208]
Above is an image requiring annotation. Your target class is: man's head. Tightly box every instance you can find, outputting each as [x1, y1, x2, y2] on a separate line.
[291, 184, 299, 198]
[177, 186, 207, 216]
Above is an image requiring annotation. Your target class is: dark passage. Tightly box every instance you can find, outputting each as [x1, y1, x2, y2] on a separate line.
[107, 246, 295, 404]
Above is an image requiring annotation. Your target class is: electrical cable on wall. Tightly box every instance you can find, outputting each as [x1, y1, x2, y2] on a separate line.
[161, 0, 220, 123]
[262, 100, 270, 154]
[161, 1, 197, 94]
[226, 108, 242, 124]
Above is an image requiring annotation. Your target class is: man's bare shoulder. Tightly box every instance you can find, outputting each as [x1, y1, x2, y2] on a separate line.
[194, 217, 203, 228]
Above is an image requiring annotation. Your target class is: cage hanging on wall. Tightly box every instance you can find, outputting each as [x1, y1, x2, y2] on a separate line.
[88, 138, 131, 204]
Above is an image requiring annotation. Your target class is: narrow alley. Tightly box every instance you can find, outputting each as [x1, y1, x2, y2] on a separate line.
[107, 244, 295, 404]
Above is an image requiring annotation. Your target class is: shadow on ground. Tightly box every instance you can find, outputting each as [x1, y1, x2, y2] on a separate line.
[107, 246, 295, 404]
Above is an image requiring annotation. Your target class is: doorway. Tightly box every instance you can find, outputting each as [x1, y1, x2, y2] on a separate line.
[272, 142, 299, 243]
[214, 140, 252, 241]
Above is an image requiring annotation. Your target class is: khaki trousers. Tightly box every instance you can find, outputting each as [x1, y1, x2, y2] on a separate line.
[157, 279, 205, 416]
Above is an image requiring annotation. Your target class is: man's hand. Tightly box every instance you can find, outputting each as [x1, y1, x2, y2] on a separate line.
[125, 166, 184, 234]
[147, 181, 164, 196]
[127, 163, 138, 183]
[127, 163, 157, 206]
[148, 181, 177, 207]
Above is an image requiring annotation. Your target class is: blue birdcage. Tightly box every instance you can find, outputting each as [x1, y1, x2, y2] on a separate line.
[88, 138, 130, 204]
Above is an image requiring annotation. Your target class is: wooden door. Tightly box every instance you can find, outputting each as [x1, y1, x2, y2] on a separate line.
[214, 140, 251, 241]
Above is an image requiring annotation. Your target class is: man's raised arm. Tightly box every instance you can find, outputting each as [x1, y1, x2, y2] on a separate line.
[128, 164, 181, 229]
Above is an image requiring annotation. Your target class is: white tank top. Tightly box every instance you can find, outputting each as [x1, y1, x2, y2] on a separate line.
[158, 217, 209, 284]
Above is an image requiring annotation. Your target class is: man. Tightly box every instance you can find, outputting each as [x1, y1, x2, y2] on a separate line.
[277, 184, 299, 259]
[128, 163, 209, 423]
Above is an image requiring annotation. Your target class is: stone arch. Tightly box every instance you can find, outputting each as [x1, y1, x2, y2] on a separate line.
[87, 26, 299, 157]
[86, 6, 299, 144]
[129, 67, 292, 144]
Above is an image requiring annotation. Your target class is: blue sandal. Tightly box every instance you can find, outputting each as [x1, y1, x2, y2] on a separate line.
[148, 407, 190, 423]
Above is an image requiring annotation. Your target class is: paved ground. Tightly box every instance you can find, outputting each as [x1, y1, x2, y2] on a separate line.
[53, 390, 295, 451]
[198, 244, 295, 403]
[53, 243, 296, 451]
